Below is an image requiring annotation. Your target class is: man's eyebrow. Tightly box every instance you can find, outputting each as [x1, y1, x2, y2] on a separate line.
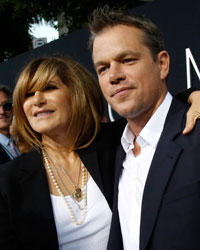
[94, 50, 141, 69]
[116, 50, 141, 59]
[94, 60, 107, 70]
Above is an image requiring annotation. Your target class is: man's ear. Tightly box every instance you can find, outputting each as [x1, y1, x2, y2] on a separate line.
[158, 50, 170, 80]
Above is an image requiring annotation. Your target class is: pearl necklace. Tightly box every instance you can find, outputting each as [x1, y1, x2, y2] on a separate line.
[42, 148, 88, 226]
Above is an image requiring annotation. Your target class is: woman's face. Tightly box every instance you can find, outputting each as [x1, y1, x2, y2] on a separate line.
[23, 75, 71, 138]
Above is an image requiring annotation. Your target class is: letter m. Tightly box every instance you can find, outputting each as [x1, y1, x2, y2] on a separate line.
[186, 48, 200, 88]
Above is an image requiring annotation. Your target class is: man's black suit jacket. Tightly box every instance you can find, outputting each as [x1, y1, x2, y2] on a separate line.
[0, 119, 125, 250]
[107, 97, 200, 250]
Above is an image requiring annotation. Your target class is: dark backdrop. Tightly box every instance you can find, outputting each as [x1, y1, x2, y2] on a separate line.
[0, 0, 199, 120]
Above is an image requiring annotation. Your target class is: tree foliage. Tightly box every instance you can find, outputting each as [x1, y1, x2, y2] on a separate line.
[0, 2, 32, 62]
[0, 0, 145, 62]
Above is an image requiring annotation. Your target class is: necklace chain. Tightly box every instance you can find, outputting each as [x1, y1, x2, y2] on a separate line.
[50, 160, 84, 210]
[50, 154, 81, 192]
[61, 163, 81, 189]
[41, 148, 88, 226]
[48, 154, 83, 203]
[61, 166, 82, 202]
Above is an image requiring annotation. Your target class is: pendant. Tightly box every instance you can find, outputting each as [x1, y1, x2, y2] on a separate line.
[71, 188, 83, 202]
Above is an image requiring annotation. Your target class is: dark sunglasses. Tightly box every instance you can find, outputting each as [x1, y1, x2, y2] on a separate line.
[0, 102, 13, 111]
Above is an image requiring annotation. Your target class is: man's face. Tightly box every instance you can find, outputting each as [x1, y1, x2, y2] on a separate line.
[0, 91, 13, 134]
[93, 25, 169, 124]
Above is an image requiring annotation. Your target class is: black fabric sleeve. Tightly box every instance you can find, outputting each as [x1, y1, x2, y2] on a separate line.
[175, 87, 199, 103]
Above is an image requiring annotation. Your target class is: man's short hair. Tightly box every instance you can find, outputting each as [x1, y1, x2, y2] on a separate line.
[0, 85, 12, 101]
[88, 5, 165, 61]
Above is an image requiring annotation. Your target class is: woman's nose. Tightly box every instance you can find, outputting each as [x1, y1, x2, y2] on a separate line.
[33, 91, 46, 106]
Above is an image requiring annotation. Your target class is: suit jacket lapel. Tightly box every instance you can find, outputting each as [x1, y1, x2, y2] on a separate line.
[18, 150, 59, 248]
[107, 144, 125, 250]
[77, 146, 104, 193]
[140, 140, 182, 250]
[140, 98, 187, 250]
[0, 144, 11, 163]
[77, 119, 126, 207]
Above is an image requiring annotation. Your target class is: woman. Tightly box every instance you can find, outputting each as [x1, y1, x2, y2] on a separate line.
[0, 56, 124, 250]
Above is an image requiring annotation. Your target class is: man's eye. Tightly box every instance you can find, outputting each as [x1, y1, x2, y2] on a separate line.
[123, 58, 137, 63]
[98, 66, 108, 75]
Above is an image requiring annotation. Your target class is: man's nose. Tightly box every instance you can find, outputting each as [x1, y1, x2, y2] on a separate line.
[0, 105, 5, 114]
[109, 63, 126, 84]
[33, 91, 46, 106]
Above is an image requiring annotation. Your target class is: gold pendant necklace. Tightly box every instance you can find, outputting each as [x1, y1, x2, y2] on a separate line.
[46, 150, 84, 202]
[61, 166, 83, 202]
[72, 187, 83, 202]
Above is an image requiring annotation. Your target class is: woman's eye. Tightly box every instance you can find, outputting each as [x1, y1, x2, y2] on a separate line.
[44, 85, 58, 91]
[25, 92, 34, 98]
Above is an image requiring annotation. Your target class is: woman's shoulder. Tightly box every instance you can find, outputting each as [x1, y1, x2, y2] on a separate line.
[100, 118, 127, 138]
[89, 118, 127, 149]
[101, 117, 127, 128]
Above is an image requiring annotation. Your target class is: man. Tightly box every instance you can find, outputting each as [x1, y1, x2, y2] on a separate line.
[88, 6, 200, 250]
[0, 85, 20, 163]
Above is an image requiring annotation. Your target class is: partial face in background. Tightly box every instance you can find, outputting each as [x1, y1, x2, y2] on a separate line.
[0, 91, 13, 135]
[23, 76, 71, 138]
[93, 25, 169, 122]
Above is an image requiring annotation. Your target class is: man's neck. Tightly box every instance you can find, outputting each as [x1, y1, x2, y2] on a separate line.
[127, 91, 168, 138]
[132, 139, 141, 157]
[127, 110, 155, 139]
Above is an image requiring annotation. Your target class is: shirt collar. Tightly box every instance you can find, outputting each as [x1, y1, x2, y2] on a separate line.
[0, 133, 10, 146]
[121, 124, 135, 152]
[121, 92, 172, 153]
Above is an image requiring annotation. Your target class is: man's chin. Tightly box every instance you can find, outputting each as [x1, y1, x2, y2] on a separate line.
[0, 122, 12, 129]
[115, 110, 133, 119]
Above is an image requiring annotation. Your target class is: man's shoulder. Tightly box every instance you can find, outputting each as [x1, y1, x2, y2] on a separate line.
[164, 96, 200, 142]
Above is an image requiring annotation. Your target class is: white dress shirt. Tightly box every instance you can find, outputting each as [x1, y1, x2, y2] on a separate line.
[118, 92, 172, 250]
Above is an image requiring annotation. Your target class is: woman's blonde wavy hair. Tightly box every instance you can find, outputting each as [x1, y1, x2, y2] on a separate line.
[13, 55, 105, 153]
